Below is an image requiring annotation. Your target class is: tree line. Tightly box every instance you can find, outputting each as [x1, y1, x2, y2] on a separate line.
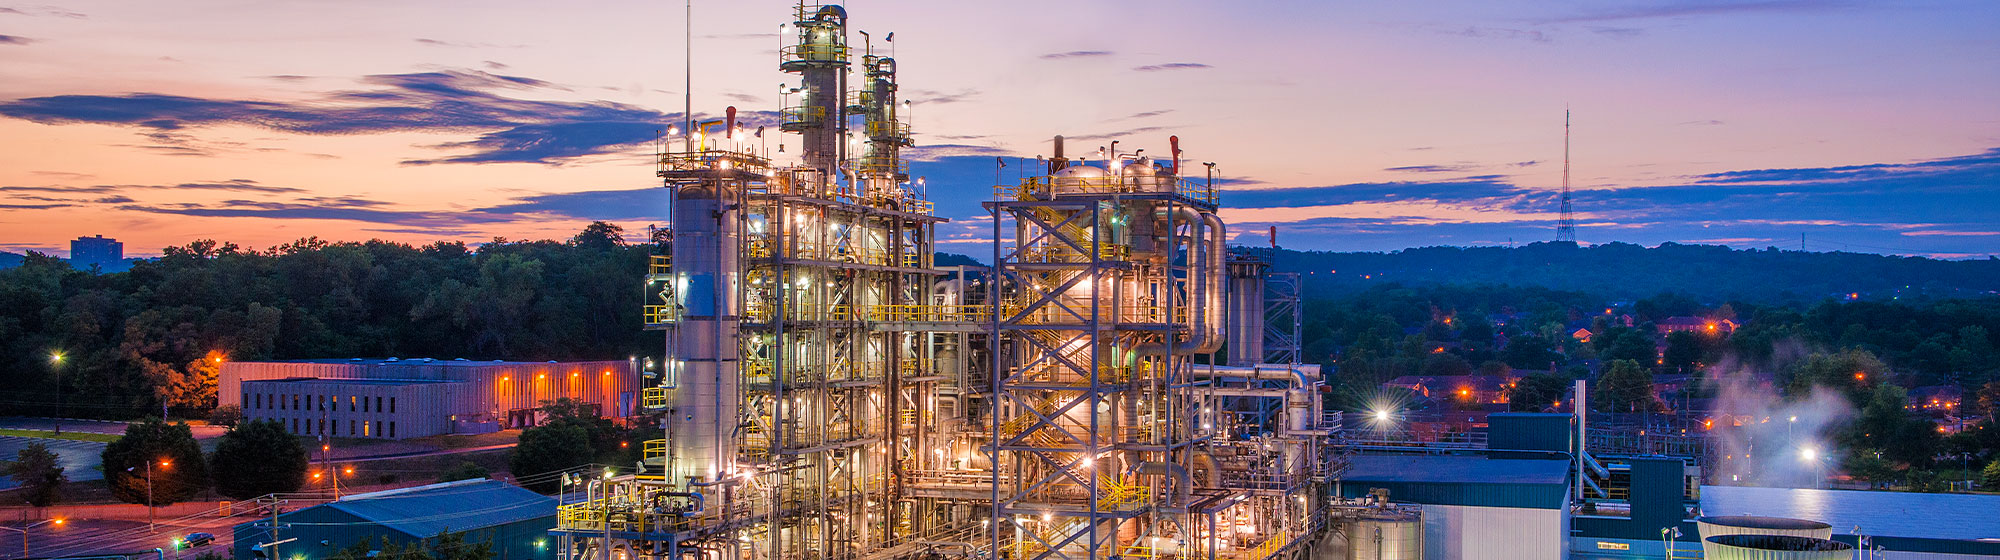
[0, 222, 654, 420]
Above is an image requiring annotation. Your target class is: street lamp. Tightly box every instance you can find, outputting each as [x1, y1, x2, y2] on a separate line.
[1660, 526, 1682, 560]
[128, 459, 171, 532]
[49, 352, 64, 435]
[0, 518, 64, 557]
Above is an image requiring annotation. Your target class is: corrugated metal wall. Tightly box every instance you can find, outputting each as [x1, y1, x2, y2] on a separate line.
[1420, 504, 1566, 560]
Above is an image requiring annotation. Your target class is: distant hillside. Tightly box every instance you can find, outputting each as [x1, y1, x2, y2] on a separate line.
[1264, 242, 2000, 304]
[0, 251, 18, 268]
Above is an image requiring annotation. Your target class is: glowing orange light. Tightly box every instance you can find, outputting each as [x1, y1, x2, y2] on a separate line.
[312, 472, 322, 480]
[52, 519, 64, 525]
[1854, 372, 1865, 381]
[620, 441, 630, 448]
[502, 376, 510, 382]
[160, 460, 171, 468]
[537, 373, 546, 380]
[603, 371, 612, 376]
[344, 466, 354, 475]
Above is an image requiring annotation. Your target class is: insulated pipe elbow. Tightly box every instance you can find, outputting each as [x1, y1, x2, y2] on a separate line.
[1135, 461, 1192, 502]
[1193, 210, 1226, 353]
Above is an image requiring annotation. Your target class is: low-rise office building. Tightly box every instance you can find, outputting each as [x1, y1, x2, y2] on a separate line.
[222, 358, 640, 439]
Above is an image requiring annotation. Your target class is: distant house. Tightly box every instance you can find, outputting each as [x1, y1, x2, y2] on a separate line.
[1571, 327, 1593, 343]
[1909, 385, 1963, 413]
[1385, 375, 1518, 405]
[230, 479, 555, 560]
[1656, 316, 1735, 335]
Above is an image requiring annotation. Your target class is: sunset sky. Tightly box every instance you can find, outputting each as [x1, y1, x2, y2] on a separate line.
[1, 0, 1995, 258]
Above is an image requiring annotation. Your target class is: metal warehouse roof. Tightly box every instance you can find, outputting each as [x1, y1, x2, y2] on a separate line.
[1338, 454, 1571, 509]
[1701, 485, 2000, 544]
[323, 479, 555, 537]
[246, 377, 458, 385]
[244, 358, 619, 367]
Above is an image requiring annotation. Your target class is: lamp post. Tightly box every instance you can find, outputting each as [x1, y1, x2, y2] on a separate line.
[129, 459, 171, 532]
[1, 518, 64, 557]
[49, 352, 64, 435]
[1660, 526, 1681, 560]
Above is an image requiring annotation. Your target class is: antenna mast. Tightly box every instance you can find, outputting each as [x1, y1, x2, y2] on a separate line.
[1556, 108, 1577, 243]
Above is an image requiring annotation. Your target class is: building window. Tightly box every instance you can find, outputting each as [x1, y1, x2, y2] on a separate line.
[388, 421, 396, 438]
[293, 394, 300, 410]
[364, 421, 371, 437]
[376, 396, 383, 413]
[349, 419, 355, 436]
[291, 418, 299, 433]
[389, 397, 396, 413]
[349, 396, 356, 412]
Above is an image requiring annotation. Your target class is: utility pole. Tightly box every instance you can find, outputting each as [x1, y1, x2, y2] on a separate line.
[49, 352, 63, 435]
[129, 459, 170, 532]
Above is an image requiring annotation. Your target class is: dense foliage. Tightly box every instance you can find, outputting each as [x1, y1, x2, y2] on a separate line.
[0, 222, 653, 419]
[100, 418, 208, 505]
[1273, 241, 2000, 303]
[2, 441, 68, 507]
[209, 419, 310, 499]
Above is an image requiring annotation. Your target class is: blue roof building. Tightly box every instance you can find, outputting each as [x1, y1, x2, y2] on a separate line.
[232, 479, 556, 560]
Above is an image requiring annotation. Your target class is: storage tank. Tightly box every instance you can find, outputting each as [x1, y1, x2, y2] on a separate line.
[1345, 510, 1421, 560]
[1703, 535, 1853, 560]
[1698, 515, 1835, 558]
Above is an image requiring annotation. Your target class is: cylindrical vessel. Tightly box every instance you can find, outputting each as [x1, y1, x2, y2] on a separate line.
[668, 184, 741, 485]
[1698, 516, 1834, 541]
[1226, 259, 1267, 365]
[1346, 511, 1422, 560]
[1703, 535, 1853, 560]
[1699, 515, 1835, 558]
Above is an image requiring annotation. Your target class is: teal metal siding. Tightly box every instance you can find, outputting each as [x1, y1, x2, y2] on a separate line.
[1488, 413, 1573, 454]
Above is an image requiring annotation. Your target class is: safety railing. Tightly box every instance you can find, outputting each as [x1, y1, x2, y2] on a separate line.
[864, 119, 911, 139]
[867, 304, 993, 323]
[643, 304, 674, 325]
[779, 43, 848, 65]
[648, 254, 671, 276]
[658, 149, 769, 176]
[997, 175, 1218, 206]
[781, 104, 829, 128]
[642, 387, 668, 409]
[643, 439, 667, 461]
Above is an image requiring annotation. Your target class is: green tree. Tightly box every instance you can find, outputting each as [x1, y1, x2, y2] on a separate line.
[1501, 336, 1559, 370]
[1842, 450, 1895, 490]
[1505, 374, 1571, 412]
[1662, 331, 1705, 374]
[1982, 459, 2000, 490]
[209, 419, 309, 499]
[1850, 384, 1943, 467]
[437, 461, 490, 483]
[3, 441, 69, 506]
[1785, 349, 1890, 404]
[101, 418, 209, 505]
[1476, 360, 1511, 377]
[510, 422, 591, 493]
[1421, 352, 1472, 377]
[1594, 359, 1659, 413]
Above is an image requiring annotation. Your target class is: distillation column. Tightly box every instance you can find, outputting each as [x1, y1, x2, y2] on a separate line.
[667, 178, 741, 485]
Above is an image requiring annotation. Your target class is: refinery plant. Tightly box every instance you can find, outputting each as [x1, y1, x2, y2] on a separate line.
[551, 3, 1333, 560]
[531, 4, 2000, 560]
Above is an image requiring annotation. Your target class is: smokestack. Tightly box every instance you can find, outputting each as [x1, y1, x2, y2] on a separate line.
[1169, 135, 1181, 175]
[726, 106, 737, 138]
[1050, 135, 1068, 173]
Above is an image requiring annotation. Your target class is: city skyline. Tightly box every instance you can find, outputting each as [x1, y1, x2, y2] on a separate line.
[1, 0, 1995, 258]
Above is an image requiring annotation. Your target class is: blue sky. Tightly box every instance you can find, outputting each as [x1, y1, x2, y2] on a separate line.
[0, 0, 1994, 258]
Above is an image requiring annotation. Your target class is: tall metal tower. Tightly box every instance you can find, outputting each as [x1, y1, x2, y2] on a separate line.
[1556, 109, 1576, 243]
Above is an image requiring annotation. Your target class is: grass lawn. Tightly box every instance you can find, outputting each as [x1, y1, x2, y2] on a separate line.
[0, 428, 120, 443]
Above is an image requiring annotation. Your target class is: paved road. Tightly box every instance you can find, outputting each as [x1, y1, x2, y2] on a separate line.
[0, 436, 105, 492]
[0, 515, 243, 560]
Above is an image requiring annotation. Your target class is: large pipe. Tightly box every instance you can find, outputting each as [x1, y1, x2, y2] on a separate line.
[1050, 135, 1068, 173]
[726, 106, 736, 138]
[1135, 462, 1192, 502]
[1169, 135, 1181, 176]
[1126, 207, 1224, 366]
